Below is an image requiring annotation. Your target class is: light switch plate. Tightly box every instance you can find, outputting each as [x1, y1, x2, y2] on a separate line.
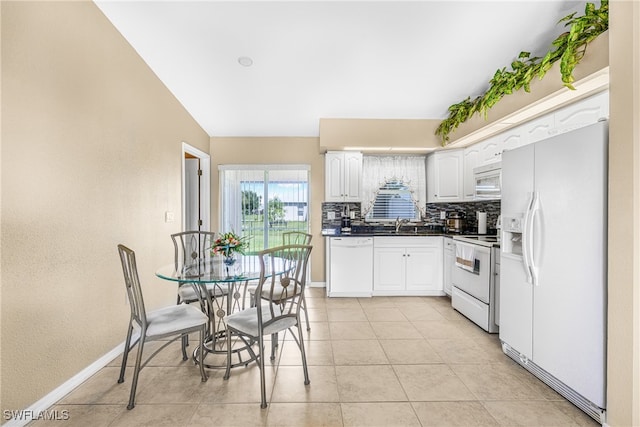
[165, 211, 175, 223]
[350, 211, 355, 219]
[440, 211, 446, 220]
[327, 211, 336, 220]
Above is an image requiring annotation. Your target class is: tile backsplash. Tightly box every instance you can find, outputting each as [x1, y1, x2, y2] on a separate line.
[424, 200, 501, 232]
[322, 200, 501, 232]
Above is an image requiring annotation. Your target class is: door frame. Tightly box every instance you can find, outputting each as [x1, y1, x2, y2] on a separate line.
[182, 142, 211, 232]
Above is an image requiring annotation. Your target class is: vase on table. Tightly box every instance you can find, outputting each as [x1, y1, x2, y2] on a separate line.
[223, 253, 237, 266]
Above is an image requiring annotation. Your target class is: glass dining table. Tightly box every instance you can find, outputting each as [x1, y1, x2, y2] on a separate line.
[156, 254, 284, 369]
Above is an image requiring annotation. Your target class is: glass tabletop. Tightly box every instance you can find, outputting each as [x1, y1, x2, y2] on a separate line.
[155, 254, 283, 283]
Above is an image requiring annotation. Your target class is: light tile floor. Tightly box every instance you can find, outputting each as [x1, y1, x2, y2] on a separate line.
[29, 290, 599, 426]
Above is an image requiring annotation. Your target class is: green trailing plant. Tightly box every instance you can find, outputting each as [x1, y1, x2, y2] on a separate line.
[435, 0, 608, 145]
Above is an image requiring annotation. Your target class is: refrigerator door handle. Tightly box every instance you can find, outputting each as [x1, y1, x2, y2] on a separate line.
[528, 192, 540, 286]
[522, 192, 535, 284]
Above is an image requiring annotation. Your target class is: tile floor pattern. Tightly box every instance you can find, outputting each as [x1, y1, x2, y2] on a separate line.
[29, 290, 599, 426]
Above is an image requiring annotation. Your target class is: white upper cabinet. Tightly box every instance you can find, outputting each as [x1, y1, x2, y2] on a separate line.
[522, 114, 555, 145]
[460, 91, 609, 196]
[427, 149, 463, 203]
[553, 90, 609, 135]
[463, 145, 480, 200]
[477, 135, 501, 166]
[497, 125, 525, 156]
[325, 151, 363, 201]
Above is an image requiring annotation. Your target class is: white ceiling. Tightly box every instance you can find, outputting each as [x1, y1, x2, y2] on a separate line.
[95, 1, 588, 137]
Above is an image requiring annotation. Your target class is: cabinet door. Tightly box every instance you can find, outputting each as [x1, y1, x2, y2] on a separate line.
[497, 126, 524, 159]
[373, 247, 405, 291]
[554, 91, 609, 135]
[522, 114, 555, 145]
[426, 154, 436, 203]
[405, 246, 442, 292]
[325, 152, 345, 201]
[478, 136, 501, 165]
[463, 146, 480, 200]
[343, 152, 363, 201]
[434, 150, 463, 201]
[443, 241, 455, 296]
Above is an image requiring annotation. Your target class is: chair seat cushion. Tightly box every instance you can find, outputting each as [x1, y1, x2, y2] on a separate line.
[225, 304, 297, 337]
[146, 304, 208, 338]
[178, 282, 229, 302]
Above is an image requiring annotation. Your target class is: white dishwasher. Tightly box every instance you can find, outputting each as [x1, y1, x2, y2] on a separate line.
[328, 237, 373, 297]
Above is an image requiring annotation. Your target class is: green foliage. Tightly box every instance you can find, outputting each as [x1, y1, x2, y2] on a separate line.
[435, 0, 608, 144]
[267, 196, 285, 224]
[242, 190, 261, 215]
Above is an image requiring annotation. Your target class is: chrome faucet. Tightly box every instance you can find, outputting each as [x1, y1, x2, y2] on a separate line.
[395, 216, 410, 233]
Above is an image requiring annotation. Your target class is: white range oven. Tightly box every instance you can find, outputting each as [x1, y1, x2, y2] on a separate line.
[451, 236, 500, 333]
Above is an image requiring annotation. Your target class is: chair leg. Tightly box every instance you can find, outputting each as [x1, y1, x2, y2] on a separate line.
[223, 326, 232, 380]
[302, 294, 311, 331]
[181, 334, 189, 361]
[198, 326, 208, 382]
[127, 333, 147, 410]
[258, 333, 268, 408]
[270, 332, 278, 361]
[118, 324, 134, 384]
[297, 322, 310, 386]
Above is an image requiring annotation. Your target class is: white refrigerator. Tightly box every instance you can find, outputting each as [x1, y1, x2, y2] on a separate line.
[500, 121, 607, 423]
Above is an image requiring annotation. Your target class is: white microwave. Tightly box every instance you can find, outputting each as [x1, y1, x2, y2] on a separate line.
[474, 162, 501, 200]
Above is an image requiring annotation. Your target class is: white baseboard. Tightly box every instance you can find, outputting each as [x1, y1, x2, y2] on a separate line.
[2, 342, 125, 427]
[309, 281, 325, 288]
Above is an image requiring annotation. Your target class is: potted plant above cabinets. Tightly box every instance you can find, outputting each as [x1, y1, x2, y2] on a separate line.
[435, 0, 609, 144]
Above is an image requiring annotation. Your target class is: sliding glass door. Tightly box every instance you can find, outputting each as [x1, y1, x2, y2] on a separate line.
[219, 165, 310, 254]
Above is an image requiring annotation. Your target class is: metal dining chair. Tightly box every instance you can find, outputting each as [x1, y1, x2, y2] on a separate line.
[223, 244, 313, 408]
[248, 231, 313, 330]
[282, 232, 312, 329]
[171, 231, 228, 356]
[116, 244, 208, 410]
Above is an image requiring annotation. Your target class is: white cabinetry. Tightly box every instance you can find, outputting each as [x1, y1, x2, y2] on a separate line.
[497, 125, 525, 154]
[325, 151, 363, 202]
[554, 91, 609, 135]
[460, 91, 609, 197]
[477, 135, 501, 165]
[443, 237, 455, 296]
[477, 126, 524, 165]
[522, 114, 555, 145]
[373, 236, 444, 296]
[427, 150, 463, 202]
[463, 145, 480, 200]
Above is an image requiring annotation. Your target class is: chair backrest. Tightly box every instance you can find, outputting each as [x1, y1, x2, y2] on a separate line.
[171, 231, 217, 270]
[118, 244, 147, 329]
[282, 231, 312, 246]
[256, 244, 312, 328]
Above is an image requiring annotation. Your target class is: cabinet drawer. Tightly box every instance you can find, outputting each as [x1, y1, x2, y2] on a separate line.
[451, 286, 489, 330]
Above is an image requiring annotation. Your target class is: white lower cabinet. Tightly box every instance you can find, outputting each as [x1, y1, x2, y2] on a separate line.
[373, 236, 444, 296]
[443, 237, 455, 296]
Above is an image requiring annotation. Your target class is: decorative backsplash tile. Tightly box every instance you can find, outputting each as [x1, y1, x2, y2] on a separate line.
[321, 200, 501, 233]
[424, 200, 501, 232]
[321, 202, 362, 229]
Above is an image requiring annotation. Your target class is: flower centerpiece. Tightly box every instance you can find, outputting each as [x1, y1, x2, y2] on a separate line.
[211, 231, 248, 265]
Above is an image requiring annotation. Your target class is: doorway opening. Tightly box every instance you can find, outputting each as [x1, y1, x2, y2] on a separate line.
[182, 143, 210, 232]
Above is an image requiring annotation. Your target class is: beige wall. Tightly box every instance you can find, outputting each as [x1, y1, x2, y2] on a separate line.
[319, 118, 442, 151]
[607, 1, 640, 426]
[1, 1, 638, 425]
[209, 137, 325, 283]
[1, 1, 210, 411]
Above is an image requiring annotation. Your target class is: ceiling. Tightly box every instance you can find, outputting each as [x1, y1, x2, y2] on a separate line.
[95, 1, 588, 138]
